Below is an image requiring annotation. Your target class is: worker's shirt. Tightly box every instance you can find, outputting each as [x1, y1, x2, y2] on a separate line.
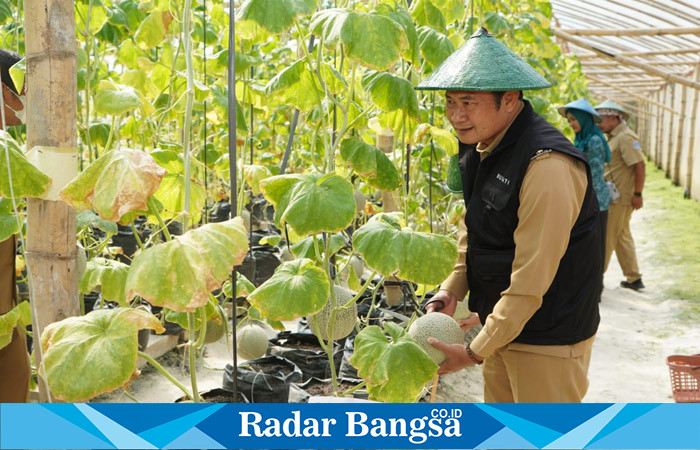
[605, 123, 644, 206]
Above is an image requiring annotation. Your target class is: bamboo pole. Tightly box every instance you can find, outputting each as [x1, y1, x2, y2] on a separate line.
[665, 86, 676, 177]
[655, 91, 664, 166]
[587, 76, 680, 113]
[376, 130, 402, 306]
[25, 0, 79, 401]
[623, 47, 700, 57]
[587, 77, 665, 84]
[673, 84, 687, 184]
[556, 26, 700, 37]
[586, 70, 688, 76]
[554, 29, 700, 91]
[582, 61, 695, 67]
[686, 69, 700, 197]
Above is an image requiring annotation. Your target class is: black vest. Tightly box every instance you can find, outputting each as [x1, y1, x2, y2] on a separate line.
[459, 100, 601, 345]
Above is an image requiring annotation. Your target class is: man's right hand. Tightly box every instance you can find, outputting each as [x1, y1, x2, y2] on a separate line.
[424, 289, 459, 316]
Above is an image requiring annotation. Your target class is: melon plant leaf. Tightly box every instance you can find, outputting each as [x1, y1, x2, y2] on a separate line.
[153, 171, 207, 225]
[353, 213, 458, 285]
[311, 8, 404, 71]
[260, 173, 355, 237]
[135, 11, 174, 50]
[9, 58, 24, 95]
[414, 123, 458, 156]
[484, 11, 512, 36]
[417, 27, 455, 71]
[0, 301, 31, 351]
[243, 165, 272, 195]
[350, 321, 437, 403]
[434, 0, 465, 24]
[75, 2, 109, 34]
[236, 0, 317, 34]
[410, 0, 445, 32]
[0, 198, 19, 242]
[248, 258, 330, 321]
[375, 4, 419, 65]
[0, 131, 51, 199]
[362, 71, 420, 119]
[338, 137, 401, 191]
[222, 272, 255, 298]
[40, 307, 165, 402]
[79, 258, 130, 305]
[125, 218, 249, 312]
[291, 233, 346, 260]
[163, 299, 218, 331]
[59, 148, 166, 224]
[94, 80, 143, 116]
[264, 60, 322, 112]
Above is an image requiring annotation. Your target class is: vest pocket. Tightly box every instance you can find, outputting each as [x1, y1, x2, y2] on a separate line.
[481, 180, 512, 211]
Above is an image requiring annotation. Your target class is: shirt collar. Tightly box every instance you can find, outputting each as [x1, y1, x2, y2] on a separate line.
[476, 101, 525, 155]
[609, 122, 626, 137]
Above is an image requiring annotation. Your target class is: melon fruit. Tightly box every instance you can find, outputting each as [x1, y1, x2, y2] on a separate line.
[308, 285, 357, 341]
[408, 312, 464, 364]
[237, 323, 269, 360]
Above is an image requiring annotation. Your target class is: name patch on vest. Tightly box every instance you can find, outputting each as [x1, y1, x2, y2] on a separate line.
[496, 173, 510, 185]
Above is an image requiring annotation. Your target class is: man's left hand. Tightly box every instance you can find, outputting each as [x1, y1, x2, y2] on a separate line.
[632, 194, 643, 210]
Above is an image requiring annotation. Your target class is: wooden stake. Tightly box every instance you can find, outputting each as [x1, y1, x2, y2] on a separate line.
[666, 86, 676, 177]
[25, 0, 79, 401]
[623, 47, 700, 57]
[429, 373, 439, 403]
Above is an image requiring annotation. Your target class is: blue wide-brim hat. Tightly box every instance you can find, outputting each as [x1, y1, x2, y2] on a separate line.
[415, 28, 551, 91]
[558, 98, 602, 123]
[594, 99, 630, 121]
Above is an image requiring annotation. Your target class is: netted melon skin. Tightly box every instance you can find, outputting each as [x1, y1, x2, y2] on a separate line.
[308, 285, 357, 341]
[408, 312, 464, 364]
[237, 324, 269, 360]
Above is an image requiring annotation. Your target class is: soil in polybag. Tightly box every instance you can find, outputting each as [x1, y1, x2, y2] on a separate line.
[269, 331, 343, 381]
[223, 355, 302, 403]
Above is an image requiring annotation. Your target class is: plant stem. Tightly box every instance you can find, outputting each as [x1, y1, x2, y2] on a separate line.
[138, 351, 194, 400]
[182, 0, 195, 232]
[187, 312, 201, 402]
[340, 380, 366, 397]
[148, 197, 172, 241]
[130, 222, 145, 251]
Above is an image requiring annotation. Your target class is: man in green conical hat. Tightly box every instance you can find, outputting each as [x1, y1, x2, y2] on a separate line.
[421, 28, 601, 403]
[595, 100, 645, 291]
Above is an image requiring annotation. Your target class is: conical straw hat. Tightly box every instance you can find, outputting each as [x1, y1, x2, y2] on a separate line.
[416, 27, 551, 91]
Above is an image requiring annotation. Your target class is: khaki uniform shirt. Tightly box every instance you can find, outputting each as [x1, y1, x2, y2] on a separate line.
[605, 123, 644, 206]
[441, 107, 588, 358]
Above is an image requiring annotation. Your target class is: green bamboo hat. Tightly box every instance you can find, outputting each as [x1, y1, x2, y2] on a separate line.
[415, 27, 552, 91]
[594, 100, 629, 121]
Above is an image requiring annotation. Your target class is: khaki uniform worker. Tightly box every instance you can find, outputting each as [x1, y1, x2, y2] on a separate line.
[417, 28, 601, 403]
[0, 48, 30, 403]
[595, 100, 645, 291]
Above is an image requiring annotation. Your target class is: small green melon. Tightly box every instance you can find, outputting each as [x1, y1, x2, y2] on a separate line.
[308, 285, 357, 341]
[237, 324, 269, 360]
[408, 312, 464, 364]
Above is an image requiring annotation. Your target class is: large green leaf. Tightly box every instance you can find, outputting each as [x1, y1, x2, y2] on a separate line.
[79, 258, 130, 305]
[94, 80, 142, 116]
[0, 198, 19, 242]
[40, 308, 165, 402]
[125, 218, 249, 312]
[0, 131, 51, 199]
[134, 11, 173, 50]
[311, 9, 404, 71]
[153, 170, 207, 225]
[362, 71, 420, 119]
[290, 233, 346, 260]
[338, 138, 401, 191]
[76, 210, 118, 235]
[248, 258, 329, 321]
[417, 27, 455, 71]
[264, 60, 323, 112]
[260, 173, 355, 237]
[59, 149, 166, 223]
[410, 0, 445, 32]
[376, 4, 419, 65]
[349, 321, 437, 403]
[353, 213, 457, 285]
[236, 0, 317, 34]
[0, 301, 31, 351]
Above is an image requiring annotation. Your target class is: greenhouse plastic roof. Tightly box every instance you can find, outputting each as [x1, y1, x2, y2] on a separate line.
[550, 0, 700, 103]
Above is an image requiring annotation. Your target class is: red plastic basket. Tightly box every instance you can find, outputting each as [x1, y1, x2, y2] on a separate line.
[666, 354, 700, 403]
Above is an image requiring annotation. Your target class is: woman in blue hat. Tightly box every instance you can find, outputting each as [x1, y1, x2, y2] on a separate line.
[559, 98, 611, 301]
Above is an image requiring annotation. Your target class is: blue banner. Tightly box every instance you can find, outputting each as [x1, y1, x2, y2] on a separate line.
[2, 403, 699, 449]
